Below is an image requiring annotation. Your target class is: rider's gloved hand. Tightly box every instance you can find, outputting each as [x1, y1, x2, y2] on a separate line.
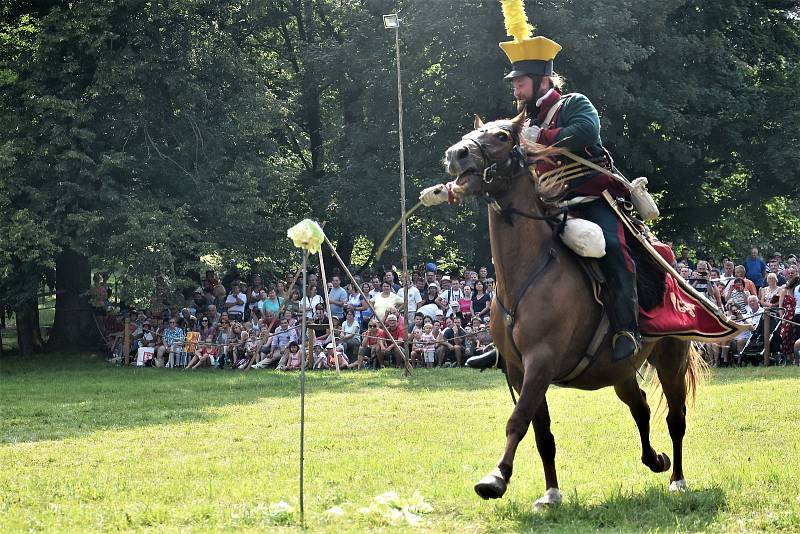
[522, 125, 541, 144]
[419, 184, 450, 206]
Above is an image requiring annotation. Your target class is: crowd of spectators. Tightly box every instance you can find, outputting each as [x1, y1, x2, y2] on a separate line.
[674, 247, 800, 367]
[102, 246, 800, 371]
[105, 264, 498, 371]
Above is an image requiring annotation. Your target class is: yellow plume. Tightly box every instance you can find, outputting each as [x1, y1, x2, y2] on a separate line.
[500, 0, 534, 42]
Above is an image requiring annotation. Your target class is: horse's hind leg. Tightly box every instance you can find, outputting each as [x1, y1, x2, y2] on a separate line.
[474, 363, 549, 500]
[614, 376, 671, 473]
[653, 343, 691, 491]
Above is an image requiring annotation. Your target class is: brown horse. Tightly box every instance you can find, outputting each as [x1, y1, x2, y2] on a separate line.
[443, 110, 705, 509]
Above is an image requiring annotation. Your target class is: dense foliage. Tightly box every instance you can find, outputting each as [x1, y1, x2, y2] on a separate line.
[1, 1, 799, 352]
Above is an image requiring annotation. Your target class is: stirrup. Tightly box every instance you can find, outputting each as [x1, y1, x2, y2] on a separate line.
[466, 347, 499, 371]
[612, 331, 641, 362]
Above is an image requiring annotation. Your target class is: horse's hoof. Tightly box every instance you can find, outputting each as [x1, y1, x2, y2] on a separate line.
[474, 473, 507, 500]
[533, 487, 562, 512]
[659, 452, 671, 472]
[669, 479, 687, 492]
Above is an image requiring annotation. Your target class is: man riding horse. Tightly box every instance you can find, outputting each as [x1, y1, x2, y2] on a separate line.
[420, 14, 641, 366]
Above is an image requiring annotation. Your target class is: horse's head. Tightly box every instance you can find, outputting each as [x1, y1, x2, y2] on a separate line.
[443, 110, 527, 200]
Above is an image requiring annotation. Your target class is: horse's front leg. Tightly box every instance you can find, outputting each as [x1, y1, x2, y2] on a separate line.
[475, 359, 551, 499]
[531, 397, 563, 510]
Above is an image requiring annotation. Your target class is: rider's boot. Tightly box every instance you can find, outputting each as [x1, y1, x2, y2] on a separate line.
[610, 272, 642, 362]
[466, 347, 500, 371]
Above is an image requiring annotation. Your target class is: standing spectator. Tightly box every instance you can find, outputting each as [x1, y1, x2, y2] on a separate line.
[420, 322, 437, 368]
[246, 275, 264, 320]
[345, 283, 367, 325]
[778, 268, 799, 363]
[744, 247, 767, 289]
[397, 273, 423, 323]
[759, 273, 782, 364]
[285, 288, 302, 316]
[472, 280, 492, 320]
[224, 282, 247, 322]
[438, 276, 463, 318]
[384, 270, 401, 292]
[689, 261, 723, 308]
[89, 273, 109, 317]
[259, 287, 283, 317]
[301, 285, 323, 319]
[679, 248, 696, 270]
[726, 278, 751, 317]
[371, 282, 404, 321]
[458, 285, 475, 323]
[177, 307, 197, 331]
[724, 266, 757, 299]
[327, 275, 348, 320]
[359, 282, 374, 328]
[767, 258, 786, 286]
[275, 281, 287, 301]
[206, 304, 221, 328]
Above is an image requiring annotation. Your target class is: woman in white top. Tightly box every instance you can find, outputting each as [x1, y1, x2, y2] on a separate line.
[301, 285, 323, 319]
[340, 310, 361, 360]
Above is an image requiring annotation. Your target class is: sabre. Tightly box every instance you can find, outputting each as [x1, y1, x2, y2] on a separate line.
[374, 196, 429, 261]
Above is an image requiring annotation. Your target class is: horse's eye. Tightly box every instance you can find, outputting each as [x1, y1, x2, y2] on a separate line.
[495, 131, 509, 142]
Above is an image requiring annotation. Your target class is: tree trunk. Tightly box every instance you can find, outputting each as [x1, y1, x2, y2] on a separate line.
[15, 297, 43, 356]
[47, 249, 103, 351]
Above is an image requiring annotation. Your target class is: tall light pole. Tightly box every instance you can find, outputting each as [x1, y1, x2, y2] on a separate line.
[383, 12, 409, 362]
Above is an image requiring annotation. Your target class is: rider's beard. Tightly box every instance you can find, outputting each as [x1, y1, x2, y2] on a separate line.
[515, 79, 546, 115]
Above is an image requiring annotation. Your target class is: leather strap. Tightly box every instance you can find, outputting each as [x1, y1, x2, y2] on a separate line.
[553, 313, 610, 385]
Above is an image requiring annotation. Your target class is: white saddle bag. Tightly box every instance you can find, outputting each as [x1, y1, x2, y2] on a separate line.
[561, 216, 606, 258]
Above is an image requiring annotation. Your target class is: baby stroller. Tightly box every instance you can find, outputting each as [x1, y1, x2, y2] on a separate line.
[740, 311, 782, 366]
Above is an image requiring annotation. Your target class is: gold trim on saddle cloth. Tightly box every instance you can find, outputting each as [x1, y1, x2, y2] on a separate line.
[601, 191, 749, 341]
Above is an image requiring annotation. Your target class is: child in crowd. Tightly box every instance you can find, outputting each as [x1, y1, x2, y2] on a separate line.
[421, 322, 437, 369]
[281, 341, 302, 371]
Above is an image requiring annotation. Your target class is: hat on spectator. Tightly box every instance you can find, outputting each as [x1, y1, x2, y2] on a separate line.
[427, 282, 439, 290]
[425, 262, 437, 273]
[194, 287, 203, 294]
[441, 275, 451, 281]
[435, 310, 444, 316]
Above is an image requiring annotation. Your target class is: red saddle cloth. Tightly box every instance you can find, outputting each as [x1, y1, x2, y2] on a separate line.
[638, 241, 745, 341]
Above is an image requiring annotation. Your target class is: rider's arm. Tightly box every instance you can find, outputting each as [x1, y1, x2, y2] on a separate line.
[537, 94, 600, 152]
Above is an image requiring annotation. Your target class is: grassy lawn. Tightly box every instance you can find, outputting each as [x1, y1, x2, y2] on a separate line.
[1, 354, 799, 532]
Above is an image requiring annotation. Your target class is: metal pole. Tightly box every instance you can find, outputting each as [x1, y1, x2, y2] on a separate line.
[299, 252, 307, 525]
[394, 24, 410, 362]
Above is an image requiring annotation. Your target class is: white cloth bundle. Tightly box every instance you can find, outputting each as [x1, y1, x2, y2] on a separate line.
[561, 217, 606, 258]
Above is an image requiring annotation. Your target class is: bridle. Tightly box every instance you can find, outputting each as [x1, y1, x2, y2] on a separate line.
[459, 123, 568, 231]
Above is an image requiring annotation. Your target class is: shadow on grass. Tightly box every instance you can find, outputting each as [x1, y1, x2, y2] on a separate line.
[0, 351, 504, 444]
[496, 485, 726, 532]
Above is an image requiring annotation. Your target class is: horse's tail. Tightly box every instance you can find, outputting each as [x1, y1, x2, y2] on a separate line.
[647, 341, 709, 422]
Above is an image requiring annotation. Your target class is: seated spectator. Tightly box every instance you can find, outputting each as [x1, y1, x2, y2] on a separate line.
[205, 304, 221, 327]
[767, 258, 786, 286]
[409, 312, 425, 335]
[464, 326, 479, 360]
[340, 310, 361, 361]
[215, 319, 233, 368]
[778, 268, 799, 363]
[157, 318, 185, 368]
[441, 316, 467, 367]
[255, 317, 298, 369]
[375, 314, 406, 368]
[359, 282, 375, 329]
[259, 287, 283, 317]
[186, 331, 218, 370]
[689, 261, 723, 308]
[356, 320, 381, 369]
[326, 342, 350, 369]
[282, 341, 302, 371]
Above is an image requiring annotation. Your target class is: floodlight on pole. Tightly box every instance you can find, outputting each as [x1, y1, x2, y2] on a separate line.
[383, 13, 399, 28]
[383, 12, 409, 361]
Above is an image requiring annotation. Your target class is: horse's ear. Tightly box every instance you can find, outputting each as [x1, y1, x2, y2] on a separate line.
[511, 107, 527, 128]
[474, 115, 484, 129]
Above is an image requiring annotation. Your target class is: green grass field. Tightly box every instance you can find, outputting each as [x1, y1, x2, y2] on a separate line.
[1, 354, 799, 532]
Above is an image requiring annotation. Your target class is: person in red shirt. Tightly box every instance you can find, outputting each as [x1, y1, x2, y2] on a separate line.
[376, 314, 406, 368]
